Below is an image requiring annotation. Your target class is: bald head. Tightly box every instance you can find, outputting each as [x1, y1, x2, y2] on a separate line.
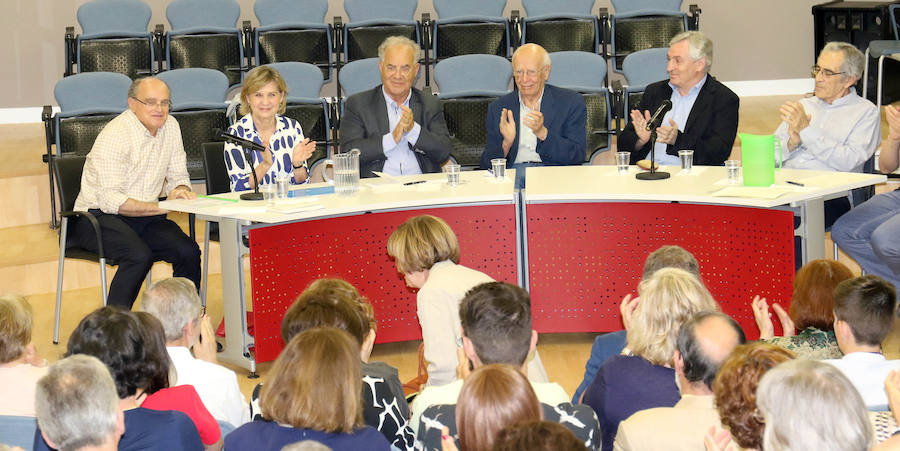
[676, 312, 746, 391]
[511, 44, 551, 100]
[126, 77, 171, 136]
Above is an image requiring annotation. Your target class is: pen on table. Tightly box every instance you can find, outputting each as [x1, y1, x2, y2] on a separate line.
[403, 180, 427, 186]
[198, 195, 240, 203]
[786, 181, 805, 187]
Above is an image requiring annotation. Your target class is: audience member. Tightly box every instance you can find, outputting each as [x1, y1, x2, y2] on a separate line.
[582, 267, 719, 451]
[573, 245, 701, 402]
[250, 278, 414, 450]
[140, 277, 249, 428]
[410, 282, 569, 433]
[618, 31, 738, 166]
[0, 294, 46, 417]
[279, 442, 332, 451]
[481, 43, 586, 188]
[775, 42, 880, 226]
[441, 364, 543, 451]
[387, 215, 547, 388]
[34, 355, 124, 451]
[492, 421, 585, 451]
[832, 103, 900, 289]
[712, 343, 795, 451]
[757, 360, 873, 451]
[750, 259, 853, 359]
[614, 311, 746, 451]
[71, 76, 200, 310]
[225, 328, 391, 451]
[225, 65, 315, 191]
[34, 306, 204, 451]
[340, 36, 451, 178]
[825, 275, 899, 410]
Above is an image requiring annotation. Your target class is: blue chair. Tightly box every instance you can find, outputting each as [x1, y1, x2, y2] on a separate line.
[548, 51, 612, 161]
[341, 0, 420, 64]
[862, 4, 900, 112]
[431, 0, 511, 62]
[0, 415, 37, 451]
[253, 0, 334, 82]
[165, 0, 246, 86]
[521, 0, 600, 53]
[608, 0, 700, 73]
[338, 57, 382, 104]
[620, 47, 669, 123]
[267, 62, 332, 166]
[435, 54, 512, 167]
[68, 0, 157, 79]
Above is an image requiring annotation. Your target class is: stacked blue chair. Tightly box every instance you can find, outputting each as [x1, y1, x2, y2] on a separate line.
[521, 0, 600, 53]
[862, 4, 900, 112]
[253, 0, 334, 82]
[547, 51, 612, 161]
[165, 0, 246, 87]
[341, 0, 420, 63]
[609, 0, 700, 72]
[337, 57, 383, 113]
[434, 54, 512, 167]
[67, 0, 157, 79]
[431, 0, 511, 62]
[620, 47, 669, 125]
[267, 62, 332, 167]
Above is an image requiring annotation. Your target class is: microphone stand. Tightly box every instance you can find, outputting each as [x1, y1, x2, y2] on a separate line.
[635, 122, 670, 181]
[239, 145, 264, 200]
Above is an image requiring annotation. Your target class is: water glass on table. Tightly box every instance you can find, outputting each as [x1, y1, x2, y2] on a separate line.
[615, 152, 630, 174]
[445, 164, 461, 187]
[261, 184, 277, 204]
[491, 158, 507, 179]
[275, 175, 291, 199]
[725, 160, 741, 184]
[678, 150, 694, 173]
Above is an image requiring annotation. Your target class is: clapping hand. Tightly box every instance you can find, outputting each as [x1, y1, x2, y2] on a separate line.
[620, 294, 640, 331]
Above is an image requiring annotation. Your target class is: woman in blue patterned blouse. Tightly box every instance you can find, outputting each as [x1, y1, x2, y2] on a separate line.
[224, 66, 316, 191]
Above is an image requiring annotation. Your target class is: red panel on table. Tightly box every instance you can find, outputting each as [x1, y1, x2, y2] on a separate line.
[525, 202, 795, 339]
[249, 204, 518, 362]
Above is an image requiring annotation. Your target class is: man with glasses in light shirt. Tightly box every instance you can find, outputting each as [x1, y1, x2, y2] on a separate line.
[341, 36, 452, 178]
[481, 43, 587, 189]
[775, 41, 880, 226]
[72, 77, 200, 310]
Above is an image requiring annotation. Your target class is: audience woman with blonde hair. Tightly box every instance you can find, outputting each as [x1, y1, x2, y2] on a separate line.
[388, 215, 547, 387]
[0, 294, 47, 417]
[225, 327, 391, 451]
[225, 65, 316, 191]
[582, 267, 719, 451]
[750, 259, 853, 358]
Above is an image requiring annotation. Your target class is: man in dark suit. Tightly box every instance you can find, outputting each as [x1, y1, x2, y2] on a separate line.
[481, 43, 587, 188]
[618, 31, 739, 167]
[340, 36, 452, 178]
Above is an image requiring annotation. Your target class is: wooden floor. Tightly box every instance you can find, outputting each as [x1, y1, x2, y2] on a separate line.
[6, 95, 900, 402]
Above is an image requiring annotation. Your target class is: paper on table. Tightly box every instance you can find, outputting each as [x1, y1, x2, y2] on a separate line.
[710, 186, 794, 199]
[216, 204, 269, 215]
[268, 203, 324, 214]
[167, 198, 226, 208]
[416, 180, 444, 192]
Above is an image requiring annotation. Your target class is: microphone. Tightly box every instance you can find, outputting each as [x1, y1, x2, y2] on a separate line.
[214, 128, 266, 152]
[645, 100, 673, 131]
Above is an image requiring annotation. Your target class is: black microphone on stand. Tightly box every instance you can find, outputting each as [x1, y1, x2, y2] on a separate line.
[636, 100, 673, 181]
[214, 129, 265, 200]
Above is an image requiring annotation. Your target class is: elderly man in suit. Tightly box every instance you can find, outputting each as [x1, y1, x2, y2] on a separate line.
[340, 36, 452, 178]
[618, 31, 739, 167]
[481, 43, 587, 189]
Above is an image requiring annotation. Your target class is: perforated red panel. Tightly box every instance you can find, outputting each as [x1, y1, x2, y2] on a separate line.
[526, 202, 795, 339]
[248, 204, 519, 362]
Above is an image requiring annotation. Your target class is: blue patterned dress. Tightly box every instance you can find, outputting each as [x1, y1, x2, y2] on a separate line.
[224, 113, 310, 191]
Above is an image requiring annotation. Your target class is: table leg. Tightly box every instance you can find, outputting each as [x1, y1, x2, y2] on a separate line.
[217, 218, 256, 375]
[797, 197, 826, 264]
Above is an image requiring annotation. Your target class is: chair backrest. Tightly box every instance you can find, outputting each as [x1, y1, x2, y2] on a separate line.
[166, 0, 240, 31]
[254, 0, 327, 26]
[171, 110, 229, 180]
[53, 155, 88, 213]
[157, 68, 229, 110]
[266, 62, 324, 99]
[433, 0, 506, 19]
[0, 415, 38, 451]
[435, 54, 511, 97]
[891, 4, 899, 40]
[611, 0, 682, 14]
[523, 0, 594, 17]
[77, 0, 151, 36]
[547, 51, 607, 93]
[202, 142, 231, 195]
[55, 72, 131, 113]
[339, 58, 382, 97]
[622, 47, 669, 88]
[344, 0, 417, 22]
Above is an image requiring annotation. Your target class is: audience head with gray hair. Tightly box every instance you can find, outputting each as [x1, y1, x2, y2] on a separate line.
[667, 31, 713, 92]
[35, 354, 124, 451]
[140, 277, 203, 347]
[674, 311, 746, 394]
[642, 245, 700, 280]
[812, 41, 865, 104]
[757, 359, 872, 451]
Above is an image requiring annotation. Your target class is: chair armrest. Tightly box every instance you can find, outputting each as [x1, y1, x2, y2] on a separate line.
[509, 10, 521, 49]
[64, 26, 76, 77]
[688, 4, 702, 30]
[61, 211, 105, 258]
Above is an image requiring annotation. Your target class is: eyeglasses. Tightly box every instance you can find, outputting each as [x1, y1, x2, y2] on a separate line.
[513, 68, 546, 79]
[810, 65, 845, 78]
[131, 97, 172, 109]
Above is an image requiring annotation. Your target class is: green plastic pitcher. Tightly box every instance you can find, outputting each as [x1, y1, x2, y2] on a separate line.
[739, 133, 782, 187]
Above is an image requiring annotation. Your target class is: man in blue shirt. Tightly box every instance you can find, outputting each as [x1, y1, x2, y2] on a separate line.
[618, 31, 739, 167]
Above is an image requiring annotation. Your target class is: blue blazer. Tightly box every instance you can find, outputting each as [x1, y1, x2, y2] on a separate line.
[480, 84, 587, 169]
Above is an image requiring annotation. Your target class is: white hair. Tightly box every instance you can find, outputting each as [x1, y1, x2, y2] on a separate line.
[670, 31, 713, 72]
[378, 36, 422, 63]
[140, 277, 202, 342]
[821, 41, 865, 81]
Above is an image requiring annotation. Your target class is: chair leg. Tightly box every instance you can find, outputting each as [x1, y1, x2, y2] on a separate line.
[863, 47, 870, 101]
[145, 268, 152, 289]
[54, 219, 68, 344]
[877, 55, 886, 110]
[99, 257, 109, 306]
[200, 221, 211, 307]
[833, 241, 839, 260]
